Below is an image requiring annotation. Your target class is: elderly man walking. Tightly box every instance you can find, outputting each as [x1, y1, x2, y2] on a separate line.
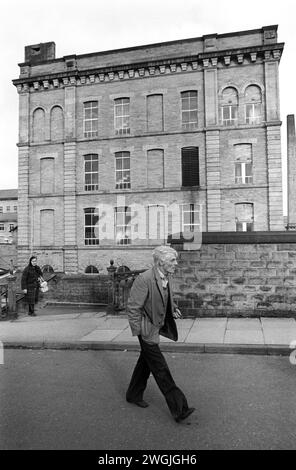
[126, 245, 195, 423]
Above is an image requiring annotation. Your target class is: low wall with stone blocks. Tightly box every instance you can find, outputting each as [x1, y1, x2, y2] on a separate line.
[43, 273, 110, 305]
[172, 232, 296, 317]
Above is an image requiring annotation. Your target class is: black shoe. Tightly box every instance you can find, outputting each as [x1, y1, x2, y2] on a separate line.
[127, 399, 149, 408]
[175, 407, 195, 423]
[28, 312, 36, 316]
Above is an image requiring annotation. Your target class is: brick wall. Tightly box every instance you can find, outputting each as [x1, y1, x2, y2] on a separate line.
[172, 234, 296, 317]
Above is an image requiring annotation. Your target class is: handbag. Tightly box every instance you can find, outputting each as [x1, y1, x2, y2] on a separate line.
[39, 278, 48, 293]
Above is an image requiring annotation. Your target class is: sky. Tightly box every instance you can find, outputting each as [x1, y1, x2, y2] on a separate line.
[0, 0, 295, 213]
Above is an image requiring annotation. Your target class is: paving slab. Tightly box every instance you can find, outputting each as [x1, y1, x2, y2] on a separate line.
[224, 330, 264, 344]
[263, 330, 296, 346]
[193, 318, 228, 329]
[185, 328, 225, 344]
[79, 329, 123, 342]
[261, 318, 296, 328]
[226, 318, 262, 330]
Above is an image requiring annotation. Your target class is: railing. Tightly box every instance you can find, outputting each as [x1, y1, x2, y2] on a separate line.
[0, 272, 57, 320]
[0, 284, 8, 318]
[107, 260, 146, 314]
[0, 275, 16, 320]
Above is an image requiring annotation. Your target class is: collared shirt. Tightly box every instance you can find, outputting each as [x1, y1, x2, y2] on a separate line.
[157, 268, 168, 289]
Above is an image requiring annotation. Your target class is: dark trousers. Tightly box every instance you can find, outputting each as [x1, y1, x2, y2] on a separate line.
[27, 287, 39, 313]
[126, 336, 189, 418]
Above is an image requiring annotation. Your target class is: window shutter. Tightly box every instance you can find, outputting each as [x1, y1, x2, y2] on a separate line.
[181, 147, 199, 187]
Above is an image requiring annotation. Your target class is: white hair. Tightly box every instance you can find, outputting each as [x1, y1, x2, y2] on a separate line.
[152, 245, 178, 265]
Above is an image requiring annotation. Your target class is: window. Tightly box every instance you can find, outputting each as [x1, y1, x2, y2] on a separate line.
[9, 224, 15, 231]
[234, 144, 253, 184]
[245, 85, 262, 124]
[235, 203, 254, 231]
[84, 208, 99, 245]
[181, 147, 199, 187]
[84, 154, 99, 191]
[148, 205, 166, 243]
[13, 206, 17, 212]
[0, 207, 3, 213]
[42, 265, 54, 274]
[0, 224, 4, 231]
[114, 98, 130, 135]
[83, 101, 98, 138]
[115, 152, 130, 189]
[181, 91, 198, 130]
[50, 106, 64, 140]
[147, 94, 163, 132]
[181, 204, 201, 233]
[40, 157, 54, 194]
[115, 206, 131, 245]
[32, 108, 45, 142]
[221, 87, 238, 126]
[147, 149, 164, 188]
[6, 206, 10, 212]
[85, 265, 99, 274]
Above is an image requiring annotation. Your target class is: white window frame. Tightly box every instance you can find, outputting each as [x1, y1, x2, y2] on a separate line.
[181, 91, 198, 130]
[115, 152, 131, 189]
[221, 105, 238, 126]
[84, 154, 99, 191]
[245, 103, 262, 125]
[114, 98, 130, 135]
[236, 221, 254, 232]
[115, 206, 131, 245]
[84, 208, 99, 245]
[83, 101, 98, 138]
[181, 203, 201, 233]
[235, 162, 253, 184]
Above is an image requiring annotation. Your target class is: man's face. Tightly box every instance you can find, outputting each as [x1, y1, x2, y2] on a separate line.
[31, 258, 37, 266]
[161, 254, 178, 275]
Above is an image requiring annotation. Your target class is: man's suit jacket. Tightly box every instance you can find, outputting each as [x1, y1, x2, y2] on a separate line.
[127, 266, 178, 342]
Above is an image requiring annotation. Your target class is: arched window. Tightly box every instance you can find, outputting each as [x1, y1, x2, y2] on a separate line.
[220, 87, 238, 126]
[245, 85, 262, 124]
[32, 108, 45, 142]
[50, 106, 64, 140]
[42, 265, 54, 274]
[85, 265, 99, 274]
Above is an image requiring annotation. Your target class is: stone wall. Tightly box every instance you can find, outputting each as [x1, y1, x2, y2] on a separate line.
[172, 233, 296, 317]
[43, 273, 110, 305]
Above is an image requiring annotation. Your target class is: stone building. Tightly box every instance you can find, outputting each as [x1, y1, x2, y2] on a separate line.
[13, 25, 284, 273]
[0, 189, 18, 244]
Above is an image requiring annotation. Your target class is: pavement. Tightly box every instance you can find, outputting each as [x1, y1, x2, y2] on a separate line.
[1, 303, 296, 355]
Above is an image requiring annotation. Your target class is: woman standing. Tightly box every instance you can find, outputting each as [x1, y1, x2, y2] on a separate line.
[21, 256, 43, 316]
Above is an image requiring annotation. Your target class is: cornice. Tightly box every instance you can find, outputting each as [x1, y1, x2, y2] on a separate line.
[13, 43, 284, 94]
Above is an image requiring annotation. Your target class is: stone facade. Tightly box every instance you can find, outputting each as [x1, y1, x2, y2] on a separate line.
[13, 25, 285, 273]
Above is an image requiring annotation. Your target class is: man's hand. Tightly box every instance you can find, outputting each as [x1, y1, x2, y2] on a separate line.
[23, 289, 27, 294]
[173, 308, 182, 319]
